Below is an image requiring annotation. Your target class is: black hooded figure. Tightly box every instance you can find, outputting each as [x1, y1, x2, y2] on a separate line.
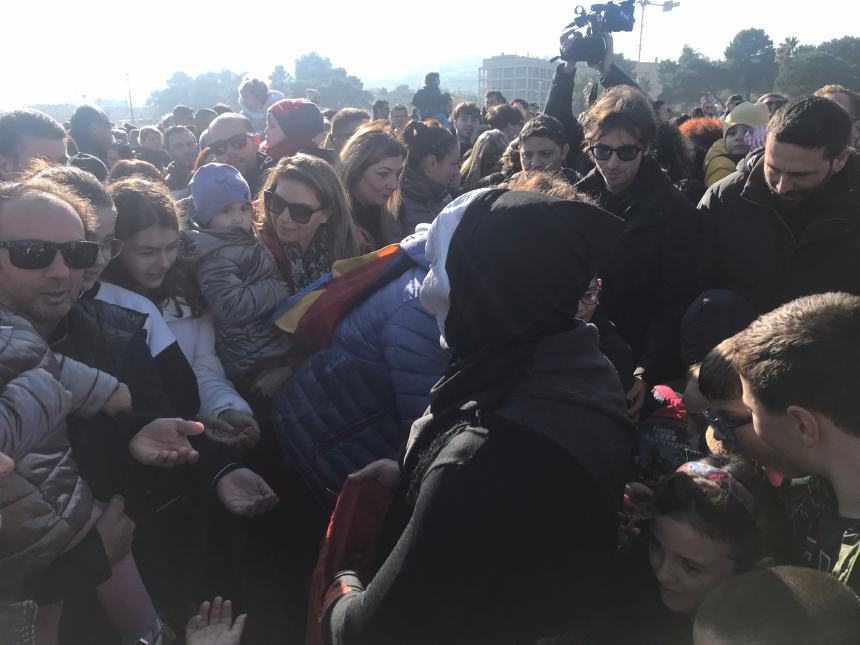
[322, 189, 635, 645]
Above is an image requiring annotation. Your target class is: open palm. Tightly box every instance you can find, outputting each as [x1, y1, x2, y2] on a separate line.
[186, 597, 246, 645]
[129, 418, 204, 467]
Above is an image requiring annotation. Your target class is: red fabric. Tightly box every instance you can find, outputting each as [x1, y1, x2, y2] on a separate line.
[291, 249, 402, 364]
[306, 476, 396, 645]
[650, 384, 687, 422]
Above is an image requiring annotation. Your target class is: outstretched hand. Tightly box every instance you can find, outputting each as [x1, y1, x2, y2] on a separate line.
[216, 468, 279, 517]
[129, 418, 205, 467]
[186, 597, 246, 645]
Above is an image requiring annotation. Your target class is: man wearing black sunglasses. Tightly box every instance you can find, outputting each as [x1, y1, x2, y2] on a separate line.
[206, 113, 272, 196]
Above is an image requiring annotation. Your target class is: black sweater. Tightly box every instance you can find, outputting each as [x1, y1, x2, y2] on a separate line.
[326, 423, 618, 645]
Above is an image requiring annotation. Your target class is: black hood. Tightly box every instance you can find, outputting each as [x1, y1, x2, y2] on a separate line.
[443, 189, 624, 359]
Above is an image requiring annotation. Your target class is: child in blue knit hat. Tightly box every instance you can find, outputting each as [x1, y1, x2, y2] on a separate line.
[185, 163, 293, 392]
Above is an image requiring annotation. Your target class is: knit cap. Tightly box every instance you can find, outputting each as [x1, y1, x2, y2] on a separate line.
[189, 163, 251, 227]
[268, 99, 325, 140]
[724, 101, 770, 136]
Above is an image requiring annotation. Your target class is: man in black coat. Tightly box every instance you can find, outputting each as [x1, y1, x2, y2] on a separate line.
[699, 96, 860, 315]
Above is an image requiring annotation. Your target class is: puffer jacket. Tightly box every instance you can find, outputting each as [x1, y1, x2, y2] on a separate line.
[0, 311, 119, 595]
[272, 228, 450, 507]
[183, 225, 293, 380]
[703, 138, 739, 188]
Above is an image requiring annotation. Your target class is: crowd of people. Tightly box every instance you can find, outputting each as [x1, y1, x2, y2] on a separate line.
[1, 28, 860, 645]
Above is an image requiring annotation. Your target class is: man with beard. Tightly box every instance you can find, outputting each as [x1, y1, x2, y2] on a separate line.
[699, 96, 860, 314]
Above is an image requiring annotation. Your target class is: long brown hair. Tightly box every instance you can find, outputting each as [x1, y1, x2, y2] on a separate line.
[337, 122, 405, 217]
[261, 153, 361, 261]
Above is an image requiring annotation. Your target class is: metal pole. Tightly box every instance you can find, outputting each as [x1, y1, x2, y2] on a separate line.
[637, 0, 649, 66]
[125, 73, 135, 125]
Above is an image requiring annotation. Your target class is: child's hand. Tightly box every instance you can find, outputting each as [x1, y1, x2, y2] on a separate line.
[103, 384, 132, 417]
[200, 411, 260, 450]
[186, 597, 246, 645]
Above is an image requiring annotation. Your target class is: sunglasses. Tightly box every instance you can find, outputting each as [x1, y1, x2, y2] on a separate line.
[263, 190, 325, 225]
[764, 100, 787, 111]
[589, 144, 643, 162]
[0, 239, 100, 270]
[701, 409, 752, 447]
[209, 133, 253, 156]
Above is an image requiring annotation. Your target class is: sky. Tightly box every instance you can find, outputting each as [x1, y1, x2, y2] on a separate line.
[2, 0, 857, 107]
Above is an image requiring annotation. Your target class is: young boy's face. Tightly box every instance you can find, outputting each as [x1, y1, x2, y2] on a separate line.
[520, 136, 568, 172]
[724, 125, 752, 157]
[209, 201, 254, 231]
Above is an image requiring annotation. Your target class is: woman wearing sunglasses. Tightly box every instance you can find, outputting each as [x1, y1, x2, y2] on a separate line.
[576, 85, 701, 417]
[260, 154, 361, 293]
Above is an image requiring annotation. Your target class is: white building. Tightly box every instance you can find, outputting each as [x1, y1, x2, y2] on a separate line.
[478, 55, 558, 108]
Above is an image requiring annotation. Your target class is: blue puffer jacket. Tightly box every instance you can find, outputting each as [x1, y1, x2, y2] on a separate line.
[271, 228, 450, 507]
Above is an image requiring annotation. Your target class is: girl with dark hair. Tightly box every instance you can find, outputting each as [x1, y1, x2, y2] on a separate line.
[103, 178, 260, 445]
[395, 120, 459, 237]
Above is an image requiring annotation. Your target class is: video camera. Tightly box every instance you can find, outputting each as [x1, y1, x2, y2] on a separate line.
[559, 1, 636, 66]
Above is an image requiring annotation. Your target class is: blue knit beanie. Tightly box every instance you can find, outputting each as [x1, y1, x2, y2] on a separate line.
[189, 163, 251, 227]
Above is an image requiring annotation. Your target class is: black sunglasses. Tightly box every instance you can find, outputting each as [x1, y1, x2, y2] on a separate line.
[264, 190, 325, 225]
[209, 133, 253, 156]
[589, 144, 643, 162]
[0, 239, 100, 270]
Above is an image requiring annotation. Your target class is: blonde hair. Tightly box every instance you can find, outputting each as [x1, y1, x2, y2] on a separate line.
[460, 129, 507, 191]
[263, 153, 361, 261]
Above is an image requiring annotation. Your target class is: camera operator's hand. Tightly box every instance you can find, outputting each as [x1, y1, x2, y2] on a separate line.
[559, 28, 581, 74]
[595, 32, 614, 77]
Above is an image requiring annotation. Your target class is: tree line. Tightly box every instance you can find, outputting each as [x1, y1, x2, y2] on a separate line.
[145, 32, 860, 117]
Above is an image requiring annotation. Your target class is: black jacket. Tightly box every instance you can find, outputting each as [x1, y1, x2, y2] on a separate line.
[325, 326, 634, 645]
[699, 151, 860, 313]
[544, 63, 638, 176]
[577, 157, 701, 384]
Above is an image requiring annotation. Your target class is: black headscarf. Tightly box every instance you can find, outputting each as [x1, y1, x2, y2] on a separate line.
[443, 189, 624, 359]
[425, 189, 624, 416]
